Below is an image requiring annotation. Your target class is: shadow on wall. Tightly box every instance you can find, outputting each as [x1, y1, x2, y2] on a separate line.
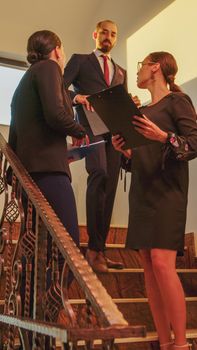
[181, 77, 197, 109]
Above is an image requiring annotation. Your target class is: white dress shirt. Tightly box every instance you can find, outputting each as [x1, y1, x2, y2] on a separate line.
[94, 49, 114, 84]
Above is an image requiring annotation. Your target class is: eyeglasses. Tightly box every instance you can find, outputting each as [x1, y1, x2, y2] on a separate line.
[137, 61, 157, 72]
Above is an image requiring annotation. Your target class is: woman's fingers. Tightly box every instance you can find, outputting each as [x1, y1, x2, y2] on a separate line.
[134, 126, 146, 135]
[114, 139, 125, 148]
[112, 135, 125, 150]
[133, 120, 147, 129]
[133, 115, 150, 125]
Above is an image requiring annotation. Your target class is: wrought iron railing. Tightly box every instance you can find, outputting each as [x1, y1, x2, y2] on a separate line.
[0, 133, 146, 349]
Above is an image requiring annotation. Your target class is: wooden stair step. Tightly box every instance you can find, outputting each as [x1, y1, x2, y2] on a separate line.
[7, 241, 126, 249]
[1, 267, 197, 301]
[76, 328, 197, 345]
[1, 296, 197, 305]
[64, 297, 197, 331]
[80, 242, 125, 248]
[107, 268, 197, 273]
[7, 241, 192, 253]
[96, 269, 197, 299]
[56, 297, 197, 305]
[54, 329, 197, 347]
[6, 330, 197, 350]
[2, 266, 197, 273]
[61, 298, 197, 332]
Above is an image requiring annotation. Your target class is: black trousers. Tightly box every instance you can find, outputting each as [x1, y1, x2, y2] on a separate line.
[85, 131, 121, 252]
[31, 172, 80, 247]
[20, 172, 79, 317]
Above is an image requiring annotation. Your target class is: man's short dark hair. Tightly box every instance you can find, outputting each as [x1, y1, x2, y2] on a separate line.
[95, 20, 117, 32]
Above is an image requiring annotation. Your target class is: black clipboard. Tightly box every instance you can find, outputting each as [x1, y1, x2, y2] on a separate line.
[82, 106, 109, 136]
[87, 84, 151, 149]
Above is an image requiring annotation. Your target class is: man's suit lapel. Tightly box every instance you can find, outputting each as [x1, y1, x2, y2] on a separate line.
[88, 53, 124, 87]
[111, 59, 124, 86]
[88, 52, 107, 85]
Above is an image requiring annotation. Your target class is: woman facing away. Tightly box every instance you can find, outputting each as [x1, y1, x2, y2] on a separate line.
[112, 51, 197, 350]
[8, 30, 87, 246]
[8, 30, 88, 312]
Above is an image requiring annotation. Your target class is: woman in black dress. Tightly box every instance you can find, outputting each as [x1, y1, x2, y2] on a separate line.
[112, 51, 197, 350]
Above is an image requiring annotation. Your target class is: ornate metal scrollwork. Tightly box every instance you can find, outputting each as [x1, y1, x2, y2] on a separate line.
[0, 175, 4, 195]
[8, 291, 21, 318]
[60, 260, 78, 327]
[5, 173, 19, 225]
[0, 255, 4, 278]
[0, 227, 6, 255]
[11, 260, 22, 292]
[1, 134, 138, 349]
[44, 241, 63, 323]
[20, 228, 35, 261]
[5, 200, 19, 224]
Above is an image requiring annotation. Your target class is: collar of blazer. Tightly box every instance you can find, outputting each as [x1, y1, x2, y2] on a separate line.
[88, 52, 123, 87]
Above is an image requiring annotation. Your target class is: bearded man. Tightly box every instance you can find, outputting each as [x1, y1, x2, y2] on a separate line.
[64, 20, 127, 272]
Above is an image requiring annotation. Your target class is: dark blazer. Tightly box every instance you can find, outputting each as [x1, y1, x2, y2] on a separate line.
[64, 52, 127, 127]
[9, 59, 85, 179]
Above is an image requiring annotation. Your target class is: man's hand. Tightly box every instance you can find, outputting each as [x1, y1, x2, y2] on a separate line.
[75, 94, 94, 111]
[72, 134, 90, 147]
[112, 135, 132, 159]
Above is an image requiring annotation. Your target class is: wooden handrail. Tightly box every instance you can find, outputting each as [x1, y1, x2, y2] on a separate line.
[0, 133, 127, 326]
[0, 132, 146, 347]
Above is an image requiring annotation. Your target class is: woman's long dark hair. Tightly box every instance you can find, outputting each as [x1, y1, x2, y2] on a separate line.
[27, 30, 61, 64]
[148, 51, 182, 92]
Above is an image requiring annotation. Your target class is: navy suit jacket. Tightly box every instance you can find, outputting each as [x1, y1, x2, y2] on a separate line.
[64, 52, 127, 127]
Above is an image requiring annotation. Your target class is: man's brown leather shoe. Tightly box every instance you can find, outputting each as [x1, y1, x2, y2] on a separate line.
[104, 256, 124, 269]
[86, 249, 108, 273]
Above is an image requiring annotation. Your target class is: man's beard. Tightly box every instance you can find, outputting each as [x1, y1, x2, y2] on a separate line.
[99, 41, 112, 53]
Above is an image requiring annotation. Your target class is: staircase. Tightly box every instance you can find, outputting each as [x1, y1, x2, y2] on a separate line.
[0, 132, 197, 349]
[1, 223, 197, 349]
[70, 227, 197, 349]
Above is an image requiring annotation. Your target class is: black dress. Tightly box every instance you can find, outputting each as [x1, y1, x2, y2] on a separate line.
[126, 92, 197, 255]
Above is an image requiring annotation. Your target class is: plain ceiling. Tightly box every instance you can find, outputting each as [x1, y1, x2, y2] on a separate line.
[0, 0, 174, 66]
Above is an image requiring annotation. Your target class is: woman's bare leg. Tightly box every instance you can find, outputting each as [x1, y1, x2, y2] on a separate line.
[140, 249, 172, 346]
[150, 249, 187, 347]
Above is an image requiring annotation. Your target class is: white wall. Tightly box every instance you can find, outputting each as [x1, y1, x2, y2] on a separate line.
[126, 0, 197, 104]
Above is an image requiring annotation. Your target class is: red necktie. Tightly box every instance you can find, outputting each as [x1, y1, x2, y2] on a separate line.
[101, 55, 110, 86]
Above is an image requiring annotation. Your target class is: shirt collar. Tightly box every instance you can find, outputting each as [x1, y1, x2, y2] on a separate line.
[94, 49, 111, 60]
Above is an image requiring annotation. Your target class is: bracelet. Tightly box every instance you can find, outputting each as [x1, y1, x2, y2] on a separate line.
[167, 132, 179, 148]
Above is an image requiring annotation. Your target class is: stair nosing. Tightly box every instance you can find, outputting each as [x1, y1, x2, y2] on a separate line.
[9, 329, 197, 347]
[1, 296, 197, 306]
[58, 329, 197, 345]
[24, 296, 195, 305]
[2, 266, 197, 273]
[107, 268, 197, 273]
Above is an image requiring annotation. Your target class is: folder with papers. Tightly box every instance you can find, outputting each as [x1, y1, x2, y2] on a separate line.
[87, 84, 152, 149]
[67, 140, 106, 162]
